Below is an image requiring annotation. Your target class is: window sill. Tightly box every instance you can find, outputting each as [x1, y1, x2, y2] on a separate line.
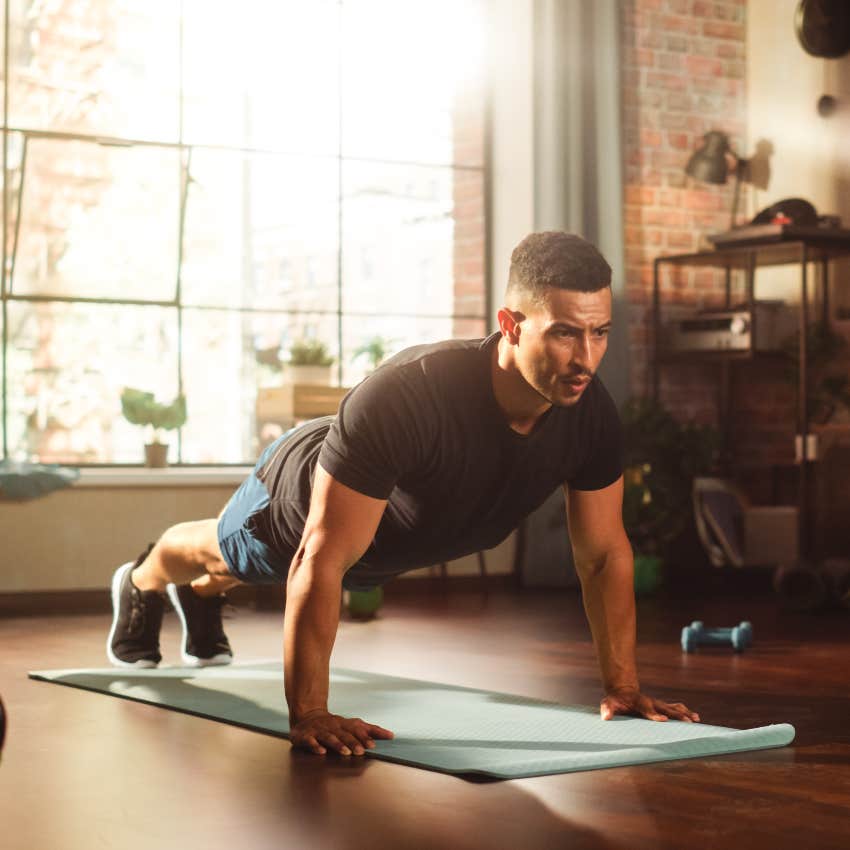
[75, 467, 251, 488]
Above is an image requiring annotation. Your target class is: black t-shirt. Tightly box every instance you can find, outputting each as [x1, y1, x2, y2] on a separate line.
[256, 332, 623, 590]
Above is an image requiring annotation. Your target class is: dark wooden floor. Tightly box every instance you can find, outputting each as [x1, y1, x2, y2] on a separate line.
[1, 579, 849, 850]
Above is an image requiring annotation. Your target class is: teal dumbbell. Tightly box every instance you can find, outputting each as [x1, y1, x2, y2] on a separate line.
[681, 620, 753, 653]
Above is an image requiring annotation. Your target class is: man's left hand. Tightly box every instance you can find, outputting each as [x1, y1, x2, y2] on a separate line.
[600, 687, 700, 723]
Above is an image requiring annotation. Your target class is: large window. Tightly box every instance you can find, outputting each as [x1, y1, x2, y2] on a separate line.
[1, 0, 488, 464]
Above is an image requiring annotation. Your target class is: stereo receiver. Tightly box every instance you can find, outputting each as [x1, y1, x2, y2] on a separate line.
[665, 301, 797, 353]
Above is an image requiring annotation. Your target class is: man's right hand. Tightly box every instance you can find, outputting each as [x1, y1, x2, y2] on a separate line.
[289, 709, 394, 756]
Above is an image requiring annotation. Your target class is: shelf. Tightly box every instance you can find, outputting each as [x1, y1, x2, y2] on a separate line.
[655, 236, 850, 270]
[656, 348, 787, 365]
[650, 233, 850, 562]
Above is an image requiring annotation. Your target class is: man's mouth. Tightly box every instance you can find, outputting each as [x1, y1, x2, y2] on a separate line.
[561, 376, 590, 388]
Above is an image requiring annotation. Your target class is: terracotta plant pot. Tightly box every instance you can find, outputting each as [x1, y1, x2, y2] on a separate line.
[144, 442, 169, 468]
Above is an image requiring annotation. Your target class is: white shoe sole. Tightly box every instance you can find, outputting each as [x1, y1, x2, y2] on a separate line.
[106, 561, 159, 669]
[166, 583, 233, 668]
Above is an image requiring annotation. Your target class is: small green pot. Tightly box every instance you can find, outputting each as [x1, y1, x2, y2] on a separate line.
[346, 586, 384, 619]
[633, 554, 663, 596]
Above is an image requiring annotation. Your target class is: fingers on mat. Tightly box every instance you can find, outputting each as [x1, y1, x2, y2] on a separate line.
[339, 732, 364, 754]
[320, 733, 350, 755]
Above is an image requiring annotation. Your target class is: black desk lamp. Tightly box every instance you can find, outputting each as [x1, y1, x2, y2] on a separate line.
[685, 130, 749, 229]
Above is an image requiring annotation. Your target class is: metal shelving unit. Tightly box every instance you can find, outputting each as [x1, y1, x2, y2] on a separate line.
[651, 231, 850, 563]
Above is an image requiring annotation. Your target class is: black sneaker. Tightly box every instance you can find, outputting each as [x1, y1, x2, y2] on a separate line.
[106, 545, 164, 668]
[166, 583, 233, 667]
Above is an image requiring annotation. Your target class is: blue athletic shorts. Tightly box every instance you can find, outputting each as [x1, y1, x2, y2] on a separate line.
[218, 431, 295, 584]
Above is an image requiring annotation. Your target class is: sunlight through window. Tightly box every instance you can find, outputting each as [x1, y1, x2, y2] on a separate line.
[1, 0, 487, 465]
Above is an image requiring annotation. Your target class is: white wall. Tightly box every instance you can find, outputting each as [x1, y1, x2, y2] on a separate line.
[747, 0, 850, 219]
[0, 483, 233, 592]
[746, 0, 850, 308]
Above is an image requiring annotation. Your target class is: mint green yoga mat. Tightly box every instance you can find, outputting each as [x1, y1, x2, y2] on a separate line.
[29, 662, 795, 779]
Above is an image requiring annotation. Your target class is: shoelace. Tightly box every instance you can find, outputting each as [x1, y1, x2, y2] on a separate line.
[127, 544, 156, 639]
[127, 590, 146, 638]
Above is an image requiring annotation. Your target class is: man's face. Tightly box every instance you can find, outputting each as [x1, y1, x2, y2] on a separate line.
[509, 286, 612, 408]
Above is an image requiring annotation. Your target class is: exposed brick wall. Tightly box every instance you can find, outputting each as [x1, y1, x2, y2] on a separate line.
[618, 0, 804, 477]
[621, 0, 747, 405]
[452, 80, 487, 339]
[451, 166, 487, 334]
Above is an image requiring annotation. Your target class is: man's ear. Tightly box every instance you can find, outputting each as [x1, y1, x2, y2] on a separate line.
[497, 307, 524, 344]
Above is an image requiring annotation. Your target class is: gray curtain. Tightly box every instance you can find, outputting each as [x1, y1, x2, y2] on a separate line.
[520, 0, 628, 588]
[532, 0, 628, 408]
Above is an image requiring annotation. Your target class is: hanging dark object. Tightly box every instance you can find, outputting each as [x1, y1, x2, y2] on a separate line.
[795, 0, 850, 59]
[817, 94, 838, 117]
[684, 131, 750, 228]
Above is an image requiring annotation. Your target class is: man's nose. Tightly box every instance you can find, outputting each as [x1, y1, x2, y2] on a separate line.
[573, 334, 594, 372]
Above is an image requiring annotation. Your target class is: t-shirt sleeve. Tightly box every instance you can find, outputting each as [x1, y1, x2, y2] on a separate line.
[568, 380, 624, 491]
[318, 365, 427, 500]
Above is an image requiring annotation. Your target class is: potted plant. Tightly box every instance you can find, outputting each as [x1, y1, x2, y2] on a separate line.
[343, 586, 384, 620]
[353, 335, 396, 373]
[620, 397, 719, 594]
[287, 339, 335, 385]
[120, 388, 187, 467]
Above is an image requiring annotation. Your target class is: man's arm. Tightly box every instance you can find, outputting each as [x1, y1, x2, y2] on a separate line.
[565, 476, 638, 692]
[284, 463, 395, 755]
[565, 476, 700, 723]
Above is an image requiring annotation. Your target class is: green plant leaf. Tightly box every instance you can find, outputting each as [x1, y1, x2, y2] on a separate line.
[288, 339, 334, 366]
[120, 387, 187, 431]
[620, 396, 719, 557]
[353, 336, 396, 369]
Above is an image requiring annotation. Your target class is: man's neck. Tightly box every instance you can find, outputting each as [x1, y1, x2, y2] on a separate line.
[491, 339, 552, 435]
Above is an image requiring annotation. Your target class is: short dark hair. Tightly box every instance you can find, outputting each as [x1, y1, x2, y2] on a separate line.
[506, 232, 612, 304]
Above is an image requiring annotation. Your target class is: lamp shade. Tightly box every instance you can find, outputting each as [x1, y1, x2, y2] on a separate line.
[685, 130, 731, 184]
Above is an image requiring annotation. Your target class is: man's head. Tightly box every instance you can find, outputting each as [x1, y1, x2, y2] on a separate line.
[506, 231, 612, 304]
[498, 231, 613, 409]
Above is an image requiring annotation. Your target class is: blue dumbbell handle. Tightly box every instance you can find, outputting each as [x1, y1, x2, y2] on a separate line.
[697, 628, 734, 642]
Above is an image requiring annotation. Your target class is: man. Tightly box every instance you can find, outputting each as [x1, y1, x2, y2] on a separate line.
[107, 231, 700, 758]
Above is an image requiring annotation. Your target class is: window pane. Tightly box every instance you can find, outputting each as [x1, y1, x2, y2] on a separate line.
[341, 314, 487, 387]
[341, 0, 485, 165]
[342, 161, 486, 318]
[11, 136, 180, 300]
[181, 150, 338, 311]
[8, 0, 180, 142]
[6, 301, 178, 463]
[181, 309, 339, 463]
[1, 1, 489, 468]
[182, 0, 339, 154]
